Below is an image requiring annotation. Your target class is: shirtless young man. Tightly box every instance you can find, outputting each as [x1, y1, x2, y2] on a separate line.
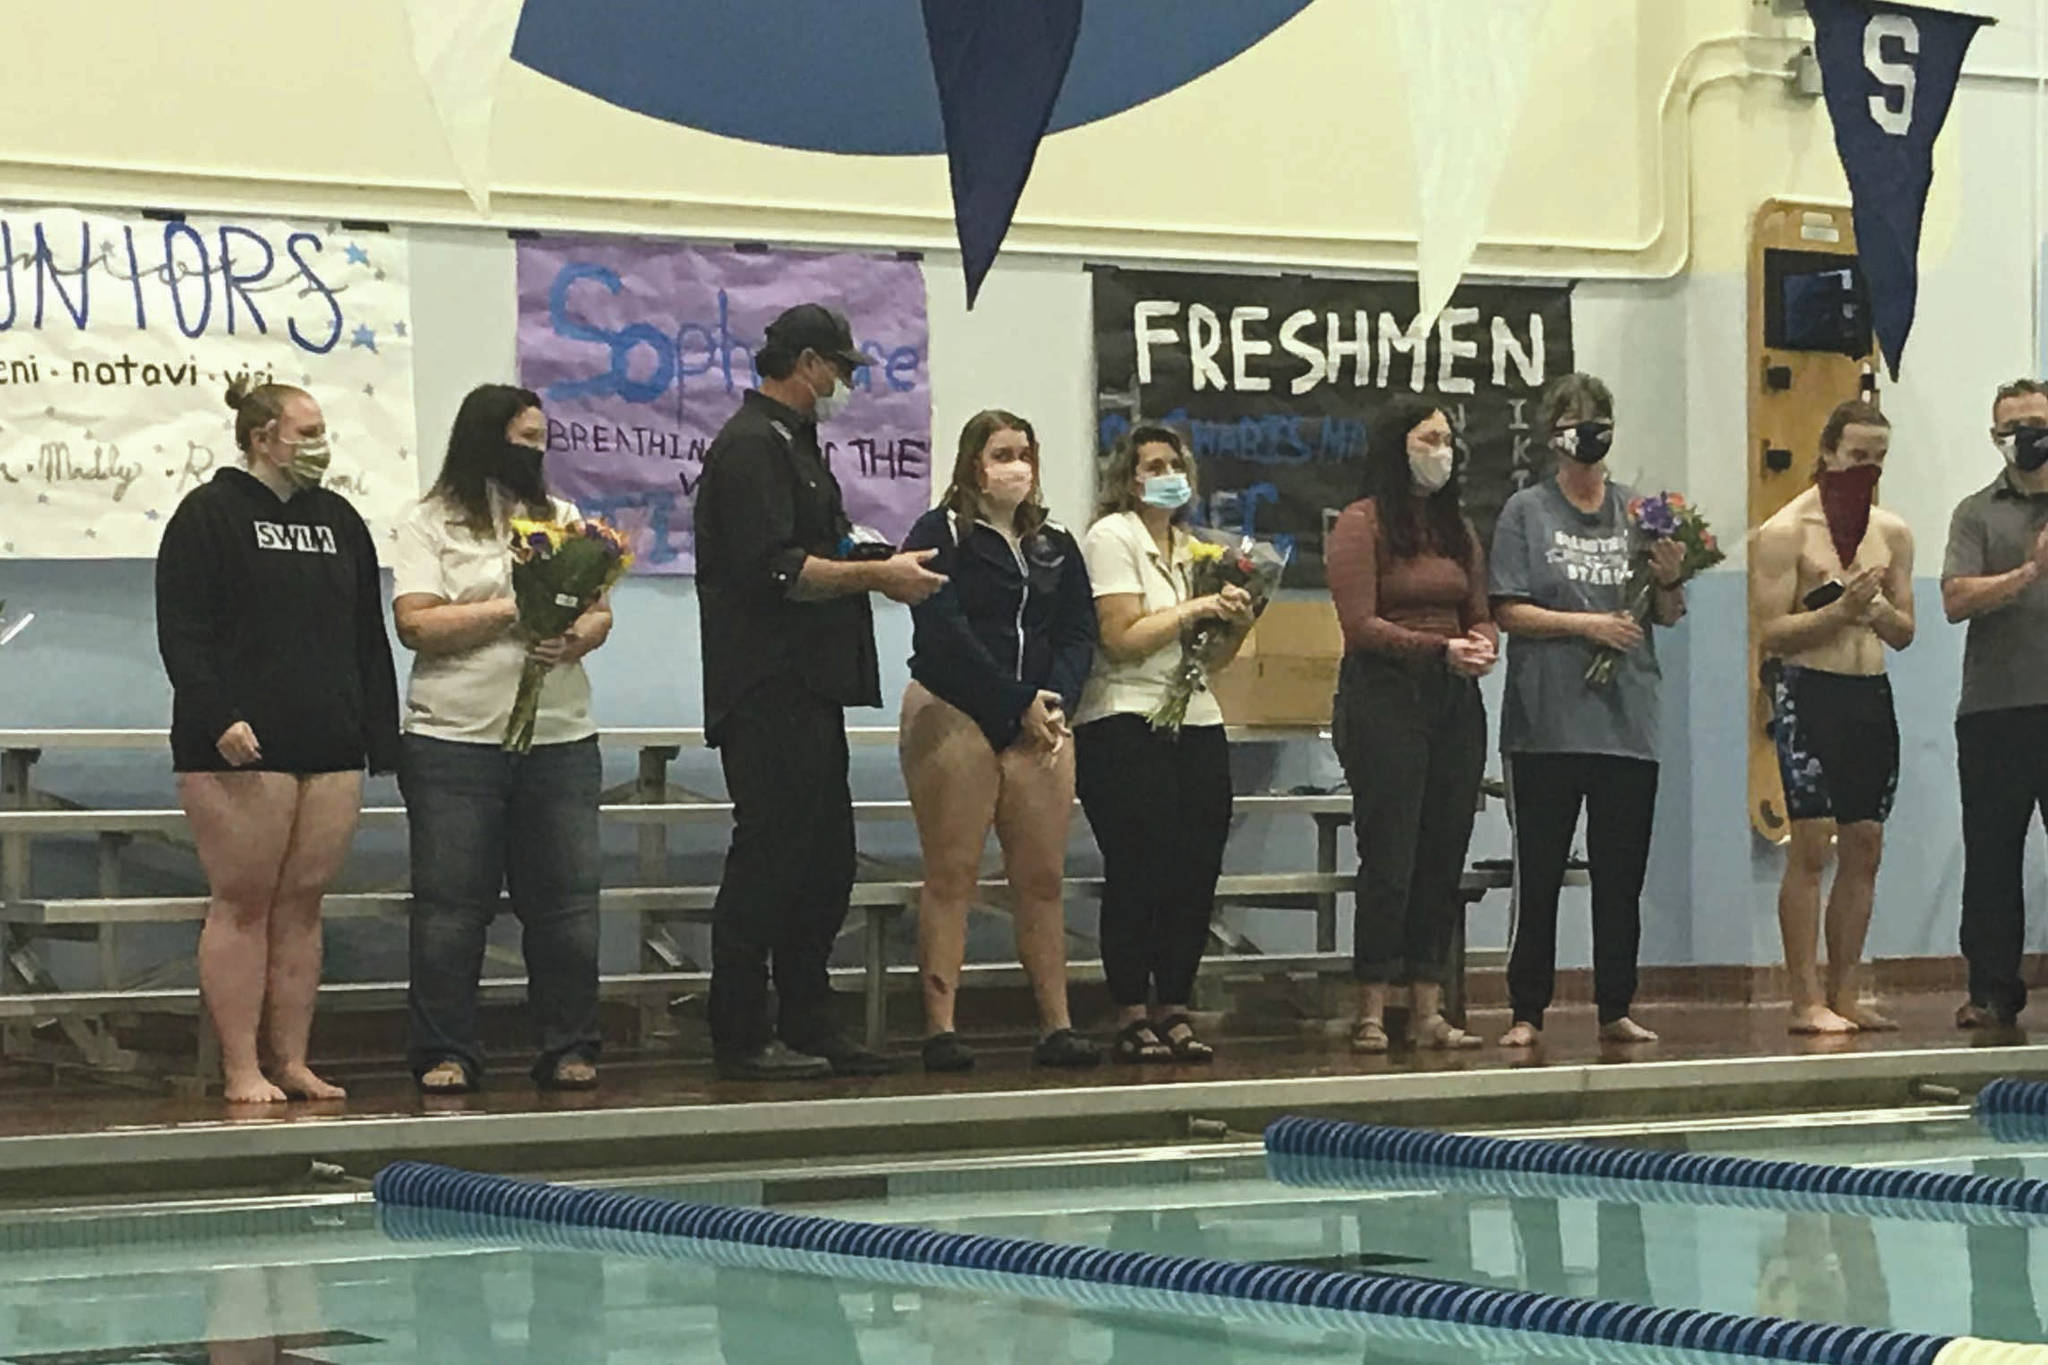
[1751, 400, 1916, 1035]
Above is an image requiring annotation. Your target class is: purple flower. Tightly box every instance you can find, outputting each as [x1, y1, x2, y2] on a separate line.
[524, 531, 553, 554]
[1635, 496, 1678, 538]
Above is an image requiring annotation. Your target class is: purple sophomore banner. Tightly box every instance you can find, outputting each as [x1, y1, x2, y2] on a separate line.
[515, 240, 932, 574]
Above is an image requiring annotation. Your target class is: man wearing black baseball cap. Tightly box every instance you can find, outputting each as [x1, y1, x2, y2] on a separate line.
[695, 302, 946, 1081]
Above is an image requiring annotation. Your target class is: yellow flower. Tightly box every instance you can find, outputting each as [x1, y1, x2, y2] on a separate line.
[507, 517, 567, 555]
[1187, 540, 1226, 563]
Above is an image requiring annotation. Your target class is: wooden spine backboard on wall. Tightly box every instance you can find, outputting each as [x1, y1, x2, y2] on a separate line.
[1746, 199, 1878, 844]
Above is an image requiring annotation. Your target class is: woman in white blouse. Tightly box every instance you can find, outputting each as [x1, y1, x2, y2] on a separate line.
[390, 383, 612, 1093]
[1074, 425, 1252, 1064]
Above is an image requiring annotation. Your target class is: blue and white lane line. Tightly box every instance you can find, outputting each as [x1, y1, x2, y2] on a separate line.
[1266, 1115, 2048, 1227]
[373, 1161, 2044, 1365]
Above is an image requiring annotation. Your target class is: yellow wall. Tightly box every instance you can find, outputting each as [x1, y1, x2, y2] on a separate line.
[0, 0, 1819, 277]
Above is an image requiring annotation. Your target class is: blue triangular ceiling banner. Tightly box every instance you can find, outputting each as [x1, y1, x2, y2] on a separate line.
[922, 0, 1085, 307]
[1807, 0, 1991, 379]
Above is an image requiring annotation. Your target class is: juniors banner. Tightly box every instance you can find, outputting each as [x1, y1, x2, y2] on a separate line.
[516, 240, 932, 574]
[1093, 267, 1573, 585]
[0, 207, 417, 558]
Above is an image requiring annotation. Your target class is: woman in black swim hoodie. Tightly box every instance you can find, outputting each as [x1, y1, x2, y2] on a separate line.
[898, 409, 1099, 1074]
[154, 376, 399, 1105]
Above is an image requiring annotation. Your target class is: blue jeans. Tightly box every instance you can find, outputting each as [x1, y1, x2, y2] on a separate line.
[401, 733, 602, 1083]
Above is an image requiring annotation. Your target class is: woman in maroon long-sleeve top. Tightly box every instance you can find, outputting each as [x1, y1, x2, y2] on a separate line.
[1326, 395, 1498, 1053]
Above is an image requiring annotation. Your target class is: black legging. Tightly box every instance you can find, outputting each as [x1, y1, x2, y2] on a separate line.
[1076, 715, 1233, 1007]
[1504, 751, 1659, 1028]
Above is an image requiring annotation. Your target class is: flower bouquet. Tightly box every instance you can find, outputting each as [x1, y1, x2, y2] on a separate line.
[1585, 491, 1724, 686]
[1149, 528, 1292, 731]
[503, 516, 633, 752]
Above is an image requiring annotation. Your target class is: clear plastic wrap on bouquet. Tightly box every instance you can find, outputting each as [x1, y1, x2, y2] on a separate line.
[1149, 527, 1292, 731]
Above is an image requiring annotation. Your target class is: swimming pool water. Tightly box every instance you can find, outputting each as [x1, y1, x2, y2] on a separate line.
[3, 1112, 2044, 1364]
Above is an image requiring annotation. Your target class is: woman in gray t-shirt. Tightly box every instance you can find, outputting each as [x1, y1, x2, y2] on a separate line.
[1488, 372, 1686, 1050]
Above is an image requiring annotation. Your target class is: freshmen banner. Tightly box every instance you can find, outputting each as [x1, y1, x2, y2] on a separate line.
[0, 207, 417, 559]
[1092, 266, 1573, 586]
[516, 240, 932, 575]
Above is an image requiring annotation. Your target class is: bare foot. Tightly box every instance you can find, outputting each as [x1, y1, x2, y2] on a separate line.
[1498, 1022, 1540, 1048]
[1599, 1017, 1659, 1044]
[223, 1071, 288, 1105]
[273, 1064, 347, 1101]
[1788, 1004, 1857, 1035]
[1831, 1000, 1898, 1032]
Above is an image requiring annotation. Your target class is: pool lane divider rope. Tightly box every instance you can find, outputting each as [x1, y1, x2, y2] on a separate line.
[372, 1161, 2043, 1365]
[1266, 1114, 2048, 1228]
[1972, 1078, 2048, 1144]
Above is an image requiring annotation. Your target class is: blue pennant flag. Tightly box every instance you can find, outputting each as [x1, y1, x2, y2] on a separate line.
[1807, 0, 1991, 379]
[922, 0, 1084, 307]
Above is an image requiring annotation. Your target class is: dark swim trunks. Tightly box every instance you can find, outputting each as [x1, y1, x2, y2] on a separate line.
[1769, 664, 1899, 824]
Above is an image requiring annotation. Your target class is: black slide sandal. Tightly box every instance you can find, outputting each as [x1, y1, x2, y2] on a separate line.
[1155, 1013, 1214, 1063]
[1111, 1019, 1171, 1064]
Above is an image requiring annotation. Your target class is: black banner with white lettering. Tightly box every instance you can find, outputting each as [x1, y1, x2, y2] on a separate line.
[1808, 0, 1990, 380]
[1092, 267, 1574, 586]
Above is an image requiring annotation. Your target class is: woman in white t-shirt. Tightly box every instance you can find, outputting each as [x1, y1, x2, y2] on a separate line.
[1074, 425, 1253, 1064]
[390, 384, 612, 1094]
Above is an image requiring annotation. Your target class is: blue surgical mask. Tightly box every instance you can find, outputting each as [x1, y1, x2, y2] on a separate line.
[1141, 472, 1192, 510]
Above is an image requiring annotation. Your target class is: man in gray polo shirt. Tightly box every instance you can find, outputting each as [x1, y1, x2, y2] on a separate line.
[1942, 378, 2048, 1028]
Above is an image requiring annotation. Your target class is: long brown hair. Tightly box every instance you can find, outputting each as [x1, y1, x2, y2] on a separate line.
[223, 374, 312, 457]
[1094, 423, 1197, 524]
[944, 409, 1047, 536]
[1364, 395, 1471, 564]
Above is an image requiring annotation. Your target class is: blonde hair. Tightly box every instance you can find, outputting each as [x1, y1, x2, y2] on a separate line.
[224, 374, 311, 454]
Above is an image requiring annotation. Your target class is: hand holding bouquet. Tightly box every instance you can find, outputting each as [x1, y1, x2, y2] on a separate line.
[1149, 528, 1291, 732]
[1585, 492, 1723, 686]
[503, 516, 633, 752]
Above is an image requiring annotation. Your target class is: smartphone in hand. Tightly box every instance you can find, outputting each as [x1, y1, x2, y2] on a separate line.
[1802, 580, 1845, 611]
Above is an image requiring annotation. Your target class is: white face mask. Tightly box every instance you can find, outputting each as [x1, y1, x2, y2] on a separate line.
[813, 375, 851, 424]
[1409, 445, 1454, 493]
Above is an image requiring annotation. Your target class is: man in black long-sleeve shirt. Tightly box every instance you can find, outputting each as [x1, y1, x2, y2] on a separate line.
[695, 304, 944, 1080]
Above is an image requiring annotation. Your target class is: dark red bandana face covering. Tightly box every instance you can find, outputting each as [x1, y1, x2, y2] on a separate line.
[1816, 464, 1881, 569]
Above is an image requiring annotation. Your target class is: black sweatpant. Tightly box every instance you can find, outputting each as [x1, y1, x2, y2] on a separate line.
[708, 683, 856, 1056]
[1505, 751, 1659, 1028]
[1076, 714, 1234, 1008]
[1331, 652, 1486, 985]
[1958, 706, 2048, 1022]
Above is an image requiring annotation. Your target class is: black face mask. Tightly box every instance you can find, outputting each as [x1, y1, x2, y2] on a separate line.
[2012, 426, 2048, 473]
[1558, 421, 1614, 466]
[496, 441, 547, 498]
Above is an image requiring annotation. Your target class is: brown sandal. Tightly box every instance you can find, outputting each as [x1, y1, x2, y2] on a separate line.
[1350, 1018, 1390, 1054]
[1411, 1014, 1482, 1051]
